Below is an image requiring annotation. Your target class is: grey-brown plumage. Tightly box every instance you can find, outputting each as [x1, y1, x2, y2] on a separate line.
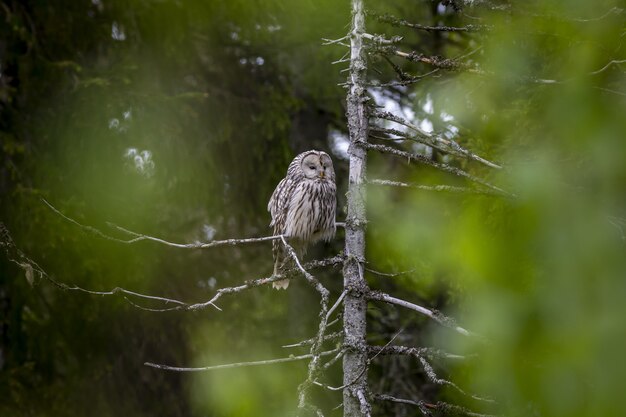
[268, 150, 337, 289]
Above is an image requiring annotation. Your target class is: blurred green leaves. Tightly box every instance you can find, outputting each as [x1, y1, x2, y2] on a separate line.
[1, 0, 348, 415]
[1, 0, 625, 416]
[369, 1, 626, 416]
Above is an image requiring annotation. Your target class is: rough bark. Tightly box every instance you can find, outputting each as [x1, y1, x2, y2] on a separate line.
[342, 0, 370, 416]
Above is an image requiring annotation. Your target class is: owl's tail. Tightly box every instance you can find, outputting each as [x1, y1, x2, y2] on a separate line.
[272, 256, 291, 289]
[271, 239, 307, 290]
[272, 278, 290, 290]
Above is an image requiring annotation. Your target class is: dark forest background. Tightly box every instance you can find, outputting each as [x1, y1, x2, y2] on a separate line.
[1, 1, 625, 416]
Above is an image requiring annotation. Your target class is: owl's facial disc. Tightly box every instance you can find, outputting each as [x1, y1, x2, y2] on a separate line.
[301, 154, 321, 179]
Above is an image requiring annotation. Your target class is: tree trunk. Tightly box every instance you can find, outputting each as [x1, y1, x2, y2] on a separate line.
[342, 0, 370, 416]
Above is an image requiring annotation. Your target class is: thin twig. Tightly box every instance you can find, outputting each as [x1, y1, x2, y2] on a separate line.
[368, 291, 474, 337]
[279, 237, 333, 413]
[364, 266, 415, 278]
[144, 348, 340, 372]
[43, 198, 282, 249]
[314, 330, 403, 392]
[362, 32, 403, 45]
[589, 59, 626, 75]
[368, 345, 468, 361]
[374, 394, 435, 417]
[369, 178, 505, 196]
[326, 290, 347, 321]
[3, 218, 342, 314]
[419, 355, 494, 402]
[371, 111, 502, 169]
[376, 394, 499, 417]
[356, 388, 372, 417]
[370, 12, 491, 32]
[322, 349, 346, 370]
[282, 332, 343, 348]
[363, 142, 511, 196]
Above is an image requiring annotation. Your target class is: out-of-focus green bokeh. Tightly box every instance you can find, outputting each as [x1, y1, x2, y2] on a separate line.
[1, 0, 348, 415]
[2, 0, 625, 416]
[368, 1, 626, 416]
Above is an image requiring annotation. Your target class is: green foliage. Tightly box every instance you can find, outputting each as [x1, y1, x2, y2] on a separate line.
[1, 0, 347, 415]
[369, 1, 626, 416]
[2, 0, 625, 416]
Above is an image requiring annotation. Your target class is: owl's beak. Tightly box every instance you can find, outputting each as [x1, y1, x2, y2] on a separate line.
[319, 172, 325, 179]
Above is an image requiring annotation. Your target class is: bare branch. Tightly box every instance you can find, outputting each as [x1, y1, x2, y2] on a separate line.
[432, 401, 498, 417]
[590, 59, 626, 75]
[111, 222, 283, 249]
[374, 47, 562, 84]
[43, 198, 282, 249]
[373, 394, 435, 417]
[368, 345, 468, 361]
[185, 254, 342, 312]
[279, 237, 334, 413]
[367, 69, 441, 87]
[326, 290, 347, 321]
[363, 142, 511, 196]
[3, 218, 343, 314]
[377, 393, 499, 417]
[390, 48, 485, 73]
[362, 32, 403, 45]
[322, 35, 350, 46]
[322, 349, 346, 370]
[364, 265, 415, 278]
[282, 332, 343, 349]
[608, 215, 626, 242]
[369, 178, 505, 196]
[370, 12, 491, 32]
[594, 86, 626, 97]
[355, 388, 372, 417]
[144, 348, 340, 372]
[65, 255, 342, 313]
[375, 393, 499, 416]
[418, 355, 494, 402]
[381, 47, 626, 86]
[315, 330, 402, 392]
[370, 111, 502, 169]
[368, 291, 474, 337]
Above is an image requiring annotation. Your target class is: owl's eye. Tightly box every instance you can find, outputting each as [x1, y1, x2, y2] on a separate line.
[308, 165, 316, 170]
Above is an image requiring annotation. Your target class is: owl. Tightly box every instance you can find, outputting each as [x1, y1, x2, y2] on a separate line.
[267, 150, 337, 289]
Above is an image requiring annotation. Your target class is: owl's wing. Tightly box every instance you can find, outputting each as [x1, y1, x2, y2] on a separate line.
[268, 177, 297, 281]
[267, 177, 292, 231]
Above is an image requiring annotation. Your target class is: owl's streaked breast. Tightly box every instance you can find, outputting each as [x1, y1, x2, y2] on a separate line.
[284, 179, 336, 243]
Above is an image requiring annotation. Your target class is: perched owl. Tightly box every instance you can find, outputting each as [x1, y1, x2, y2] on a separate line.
[267, 150, 337, 289]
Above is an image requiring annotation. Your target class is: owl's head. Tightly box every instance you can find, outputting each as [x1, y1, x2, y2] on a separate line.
[300, 151, 335, 181]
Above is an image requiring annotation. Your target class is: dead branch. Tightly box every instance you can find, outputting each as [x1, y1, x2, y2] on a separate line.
[418, 355, 494, 402]
[279, 237, 333, 413]
[43, 198, 282, 249]
[362, 142, 511, 196]
[283, 332, 343, 349]
[370, 110, 502, 169]
[375, 393, 499, 417]
[144, 348, 341, 372]
[362, 32, 403, 45]
[373, 394, 435, 417]
[1, 221, 343, 314]
[367, 345, 468, 361]
[369, 178, 504, 196]
[370, 12, 491, 32]
[364, 265, 415, 278]
[368, 291, 474, 337]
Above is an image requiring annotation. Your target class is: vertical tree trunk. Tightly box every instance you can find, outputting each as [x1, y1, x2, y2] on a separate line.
[342, 0, 370, 416]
